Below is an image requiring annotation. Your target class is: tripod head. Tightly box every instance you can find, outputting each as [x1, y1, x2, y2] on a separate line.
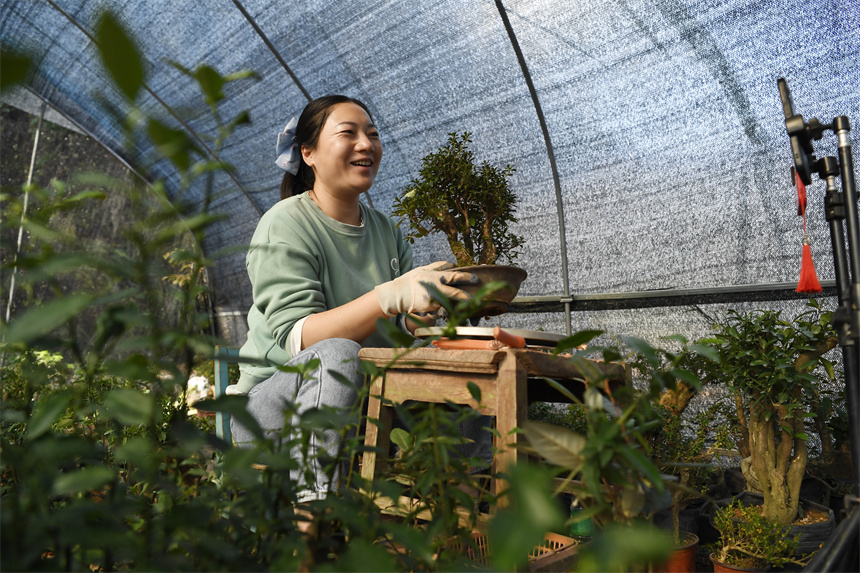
[778, 78, 837, 185]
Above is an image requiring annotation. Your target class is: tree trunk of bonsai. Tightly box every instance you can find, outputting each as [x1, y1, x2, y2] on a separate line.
[746, 391, 807, 526]
[659, 382, 695, 417]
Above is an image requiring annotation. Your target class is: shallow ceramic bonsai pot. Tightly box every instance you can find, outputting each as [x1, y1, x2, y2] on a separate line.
[457, 264, 527, 317]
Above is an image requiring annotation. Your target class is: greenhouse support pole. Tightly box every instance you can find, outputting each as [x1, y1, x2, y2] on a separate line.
[5, 101, 45, 325]
[495, 0, 572, 335]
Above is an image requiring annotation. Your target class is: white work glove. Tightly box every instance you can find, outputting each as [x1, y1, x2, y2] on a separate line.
[374, 261, 479, 317]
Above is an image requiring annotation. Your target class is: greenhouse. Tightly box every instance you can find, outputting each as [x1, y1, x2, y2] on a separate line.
[1, 0, 858, 571]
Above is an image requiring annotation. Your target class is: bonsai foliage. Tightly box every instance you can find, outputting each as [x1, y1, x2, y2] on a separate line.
[712, 499, 807, 569]
[705, 300, 839, 526]
[393, 132, 524, 267]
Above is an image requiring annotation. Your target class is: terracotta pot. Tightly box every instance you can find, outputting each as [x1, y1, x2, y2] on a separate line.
[456, 264, 527, 317]
[709, 553, 768, 572]
[653, 531, 698, 573]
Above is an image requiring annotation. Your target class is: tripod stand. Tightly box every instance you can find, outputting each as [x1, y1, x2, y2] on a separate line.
[778, 80, 860, 570]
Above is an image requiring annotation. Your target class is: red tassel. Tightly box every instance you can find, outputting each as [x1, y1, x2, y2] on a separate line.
[796, 169, 807, 216]
[797, 238, 822, 293]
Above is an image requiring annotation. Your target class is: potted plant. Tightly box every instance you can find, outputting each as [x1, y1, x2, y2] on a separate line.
[393, 131, 526, 317]
[633, 340, 728, 572]
[520, 333, 717, 571]
[647, 404, 721, 572]
[709, 499, 809, 572]
[701, 301, 839, 526]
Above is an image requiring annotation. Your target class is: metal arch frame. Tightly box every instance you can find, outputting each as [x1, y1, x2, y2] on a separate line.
[494, 0, 572, 336]
[44, 0, 264, 217]
[230, 0, 312, 103]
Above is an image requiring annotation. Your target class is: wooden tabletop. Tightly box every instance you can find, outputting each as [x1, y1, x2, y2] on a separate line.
[358, 346, 628, 383]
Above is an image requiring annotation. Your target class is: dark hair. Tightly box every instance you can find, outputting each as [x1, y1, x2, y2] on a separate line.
[280, 95, 375, 199]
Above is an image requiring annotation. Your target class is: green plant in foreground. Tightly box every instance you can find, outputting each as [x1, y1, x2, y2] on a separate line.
[2, 12, 565, 572]
[711, 499, 809, 569]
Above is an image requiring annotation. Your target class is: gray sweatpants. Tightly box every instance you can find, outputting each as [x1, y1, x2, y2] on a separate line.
[231, 338, 364, 502]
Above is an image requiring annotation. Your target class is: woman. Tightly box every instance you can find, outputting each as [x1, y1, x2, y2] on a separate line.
[231, 95, 479, 504]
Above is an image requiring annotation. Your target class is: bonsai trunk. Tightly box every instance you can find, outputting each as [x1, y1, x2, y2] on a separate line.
[659, 382, 695, 417]
[746, 392, 807, 526]
[670, 468, 700, 545]
[440, 211, 474, 267]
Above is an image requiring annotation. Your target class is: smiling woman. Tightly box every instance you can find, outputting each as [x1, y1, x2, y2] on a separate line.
[230, 95, 491, 508]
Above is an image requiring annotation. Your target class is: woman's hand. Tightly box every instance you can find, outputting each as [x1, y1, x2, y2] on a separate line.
[374, 261, 478, 317]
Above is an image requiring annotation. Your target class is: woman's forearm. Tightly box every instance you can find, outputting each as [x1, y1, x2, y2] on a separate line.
[300, 290, 387, 349]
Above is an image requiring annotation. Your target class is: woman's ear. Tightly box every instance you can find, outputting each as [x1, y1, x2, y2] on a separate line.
[301, 145, 315, 168]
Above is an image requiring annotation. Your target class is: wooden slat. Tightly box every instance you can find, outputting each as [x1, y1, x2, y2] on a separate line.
[359, 347, 505, 374]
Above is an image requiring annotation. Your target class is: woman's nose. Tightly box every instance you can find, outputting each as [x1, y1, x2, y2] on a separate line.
[357, 133, 375, 151]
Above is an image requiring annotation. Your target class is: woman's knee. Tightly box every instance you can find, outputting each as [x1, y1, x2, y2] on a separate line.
[304, 338, 363, 384]
[310, 337, 361, 358]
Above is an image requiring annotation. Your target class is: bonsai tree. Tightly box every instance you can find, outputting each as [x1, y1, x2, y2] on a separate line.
[702, 300, 839, 526]
[393, 132, 524, 267]
[711, 499, 808, 569]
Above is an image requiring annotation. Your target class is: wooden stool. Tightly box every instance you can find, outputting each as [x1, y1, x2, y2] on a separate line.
[358, 347, 628, 504]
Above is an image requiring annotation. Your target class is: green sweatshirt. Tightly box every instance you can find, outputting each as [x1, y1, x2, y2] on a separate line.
[236, 191, 413, 393]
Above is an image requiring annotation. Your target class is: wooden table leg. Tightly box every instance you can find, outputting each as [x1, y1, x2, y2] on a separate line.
[361, 373, 392, 481]
[494, 350, 528, 507]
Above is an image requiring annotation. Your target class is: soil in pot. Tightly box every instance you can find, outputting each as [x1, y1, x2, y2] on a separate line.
[710, 553, 768, 573]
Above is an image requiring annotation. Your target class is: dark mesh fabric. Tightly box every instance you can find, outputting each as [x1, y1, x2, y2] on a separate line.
[2, 0, 857, 344]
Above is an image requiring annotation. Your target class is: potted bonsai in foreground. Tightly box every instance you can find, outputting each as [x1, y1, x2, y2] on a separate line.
[710, 499, 809, 571]
[393, 132, 526, 317]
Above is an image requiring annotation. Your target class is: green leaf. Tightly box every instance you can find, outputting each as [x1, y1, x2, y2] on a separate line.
[95, 11, 144, 101]
[3, 294, 93, 345]
[466, 381, 482, 403]
[103, 388, 154, 426]
[196, 395, 263, 440]
[375, 317, 418, 348]
[618, 447, 663, 490]
[0, 49, 32, 92]
[52, 465, 114, 496]
[390, 428, 413, 453]
[147, 118, 195, 171]
[521, 420, 585, 472]
[194, 64, 226, 106]
[555, 330, 603, 354]
[113, 436, 157, 468]
[689, 343, 720, 362]
[620, 484, 646, 517]
[25, 392, 72, 441]
[103, 354, 153, 380]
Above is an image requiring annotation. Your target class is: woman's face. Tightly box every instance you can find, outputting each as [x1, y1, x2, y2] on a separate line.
[302, 102, 382, 197]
